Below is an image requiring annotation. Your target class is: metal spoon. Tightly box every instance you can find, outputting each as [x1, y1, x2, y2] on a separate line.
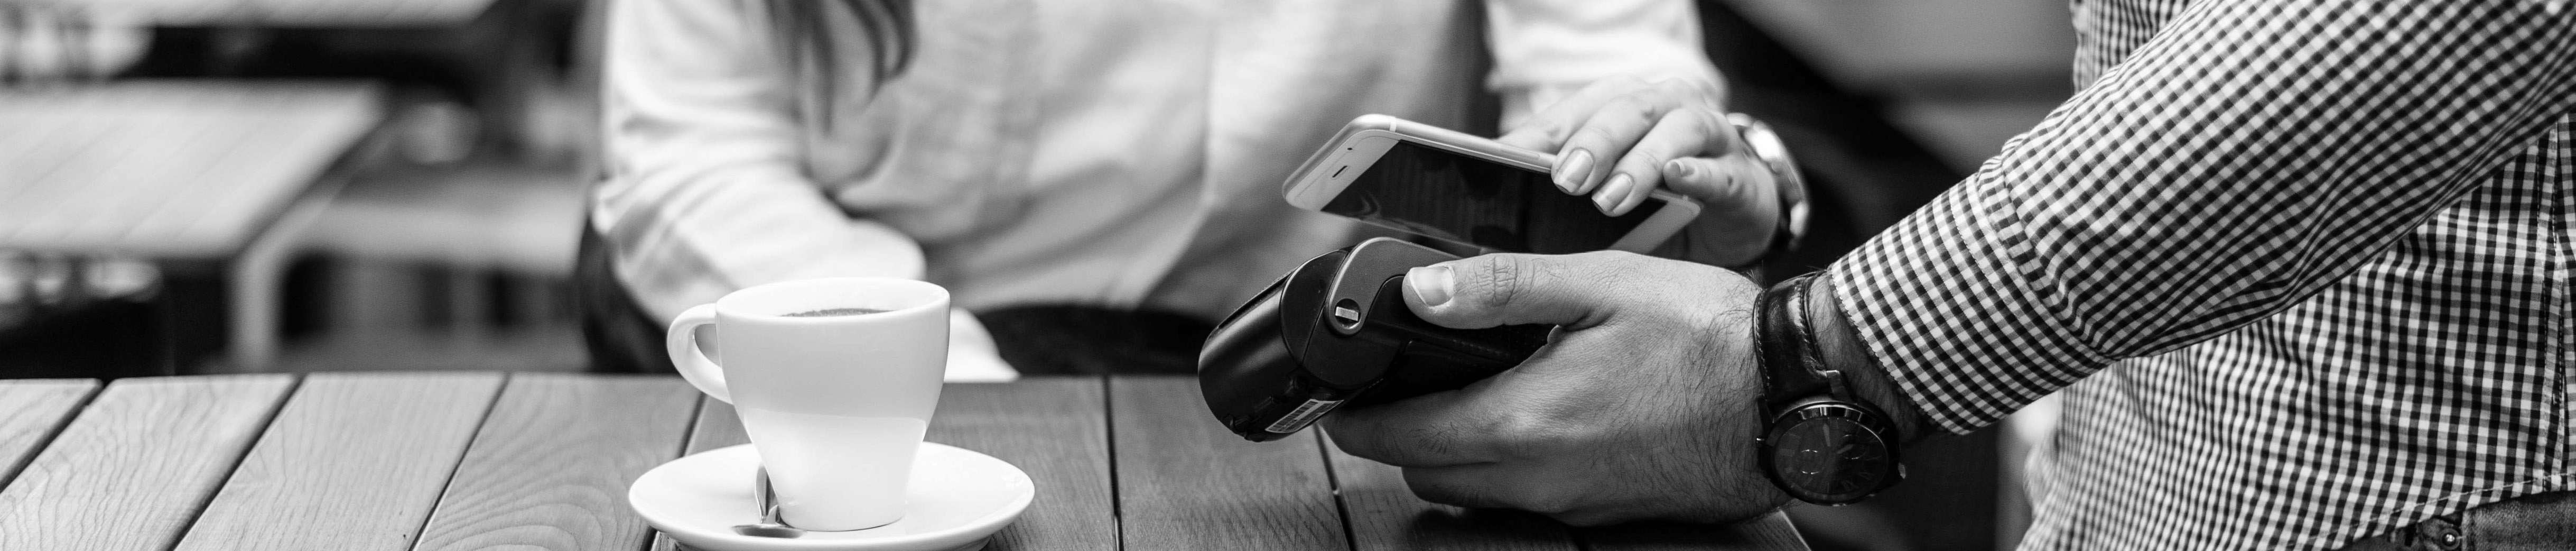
[732, 468, 805, 538]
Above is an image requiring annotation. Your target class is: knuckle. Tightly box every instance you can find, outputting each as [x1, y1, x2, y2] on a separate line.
[1520, 485, 1586, 516]
[1537, 122, 1575, 145]
[1471, 255, 1536, 311]
[1687, 108, 1726, 138]
[1491, 410, 1575, 456]
[1697, 110, 1740, 154]
[1412, 422, 1470, 459]
[1569, 124, 1621, 150]
[1620, 98, 1662, 125]
[1623, 144, 1677, 172]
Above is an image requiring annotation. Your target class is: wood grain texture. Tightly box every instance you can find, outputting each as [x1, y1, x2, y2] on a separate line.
[1578, 511, 1809, 551]
[1320, 433, 1578, 551]
[412, 373, 700, 551]
[0, 374, 296, 550]
[1110, 375, 1346, 551]
[0, 379, 100, 490]
[930, 378, 1116, 551]
[170, 372, 506, 551]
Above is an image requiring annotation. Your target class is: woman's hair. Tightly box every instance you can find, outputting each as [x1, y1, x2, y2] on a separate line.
[763, 0, 914, 127]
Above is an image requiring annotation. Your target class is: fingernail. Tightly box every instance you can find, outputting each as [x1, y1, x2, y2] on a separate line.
[1595, 173, 1633, 214]
[1555, 150, 1594, 192]
[1664, 159, 1695, 178]
[1407, 265, 1454, 307]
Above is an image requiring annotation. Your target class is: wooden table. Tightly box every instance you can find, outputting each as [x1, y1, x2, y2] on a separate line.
[0, 373, 1808, 550]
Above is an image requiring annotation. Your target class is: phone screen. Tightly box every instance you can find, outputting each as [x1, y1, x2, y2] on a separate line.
[1323, 141, 1664, 254]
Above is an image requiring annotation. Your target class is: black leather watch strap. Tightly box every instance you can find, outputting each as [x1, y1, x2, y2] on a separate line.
[1755, 273, 1833, 408]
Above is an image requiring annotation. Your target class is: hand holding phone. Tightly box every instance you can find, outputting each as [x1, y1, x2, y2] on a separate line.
[1494, 77, 1804, 267]
[1282, 115, 1703, 255]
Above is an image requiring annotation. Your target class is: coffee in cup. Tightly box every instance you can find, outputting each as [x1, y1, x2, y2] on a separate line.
[665, 277, 949, 531]
[783, 307, 892, 317]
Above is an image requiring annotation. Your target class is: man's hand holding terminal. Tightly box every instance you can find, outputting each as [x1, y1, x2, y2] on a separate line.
[1319, 251, 1791, 525]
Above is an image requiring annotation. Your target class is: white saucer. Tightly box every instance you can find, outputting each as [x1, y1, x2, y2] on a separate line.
[629, 443, 1035, 551]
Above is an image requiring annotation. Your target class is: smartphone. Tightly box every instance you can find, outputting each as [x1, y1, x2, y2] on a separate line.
[1282, 114, 1701, 254]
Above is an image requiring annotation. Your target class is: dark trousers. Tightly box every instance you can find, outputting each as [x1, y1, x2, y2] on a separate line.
[575, 227, 1211, 375]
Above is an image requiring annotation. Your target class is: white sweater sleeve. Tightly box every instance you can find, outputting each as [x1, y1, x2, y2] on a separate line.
[596, 0, 924, 323]
[1483, 0, 1725, 130]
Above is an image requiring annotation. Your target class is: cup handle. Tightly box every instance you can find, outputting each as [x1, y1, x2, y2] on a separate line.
[665, 304, 732, 403]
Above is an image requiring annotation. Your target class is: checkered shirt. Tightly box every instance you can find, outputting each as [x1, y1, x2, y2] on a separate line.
[1824, 1, 2576, 549]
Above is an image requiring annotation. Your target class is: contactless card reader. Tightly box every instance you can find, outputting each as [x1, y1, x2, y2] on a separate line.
[1198, 238, 1551, 441]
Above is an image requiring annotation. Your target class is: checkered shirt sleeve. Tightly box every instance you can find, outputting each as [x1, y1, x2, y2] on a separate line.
[1827, 1, 2576, 547]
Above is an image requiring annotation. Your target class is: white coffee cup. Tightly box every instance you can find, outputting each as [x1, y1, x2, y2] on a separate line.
[666, 277, 950, 531]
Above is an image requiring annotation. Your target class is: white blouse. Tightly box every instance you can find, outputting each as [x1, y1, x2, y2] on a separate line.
[595, 0, 1716, 373]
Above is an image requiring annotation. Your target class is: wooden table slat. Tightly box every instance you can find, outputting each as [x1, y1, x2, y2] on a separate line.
[0, 379, 103, 489]
[170, 372, 506, 551]
[1320, 434, 1579, 551]
[411, 373, 701, 551]
[0, 374, 296, 550]
[1579, 512, 1809, 551]
[1110, 376, 1347, 551]
[931, 379, 1118, 551]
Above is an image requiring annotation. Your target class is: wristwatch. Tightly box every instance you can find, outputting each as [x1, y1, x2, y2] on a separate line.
[1727, 114, 1808, 269]
[1752, 273, 1903, 505]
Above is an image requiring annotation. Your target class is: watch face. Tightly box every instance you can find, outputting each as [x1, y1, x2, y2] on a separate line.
[1765, 413, 1895, 504]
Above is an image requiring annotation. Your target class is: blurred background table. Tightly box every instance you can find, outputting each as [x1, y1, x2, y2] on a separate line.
[0, 80, 380, 258]
[22, 0, 502, 27]
[0, 373, 1806, 551]
[0, 79, 386, 374]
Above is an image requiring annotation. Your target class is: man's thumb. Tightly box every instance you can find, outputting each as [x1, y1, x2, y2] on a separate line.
[1402, 253, 1615, 330]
